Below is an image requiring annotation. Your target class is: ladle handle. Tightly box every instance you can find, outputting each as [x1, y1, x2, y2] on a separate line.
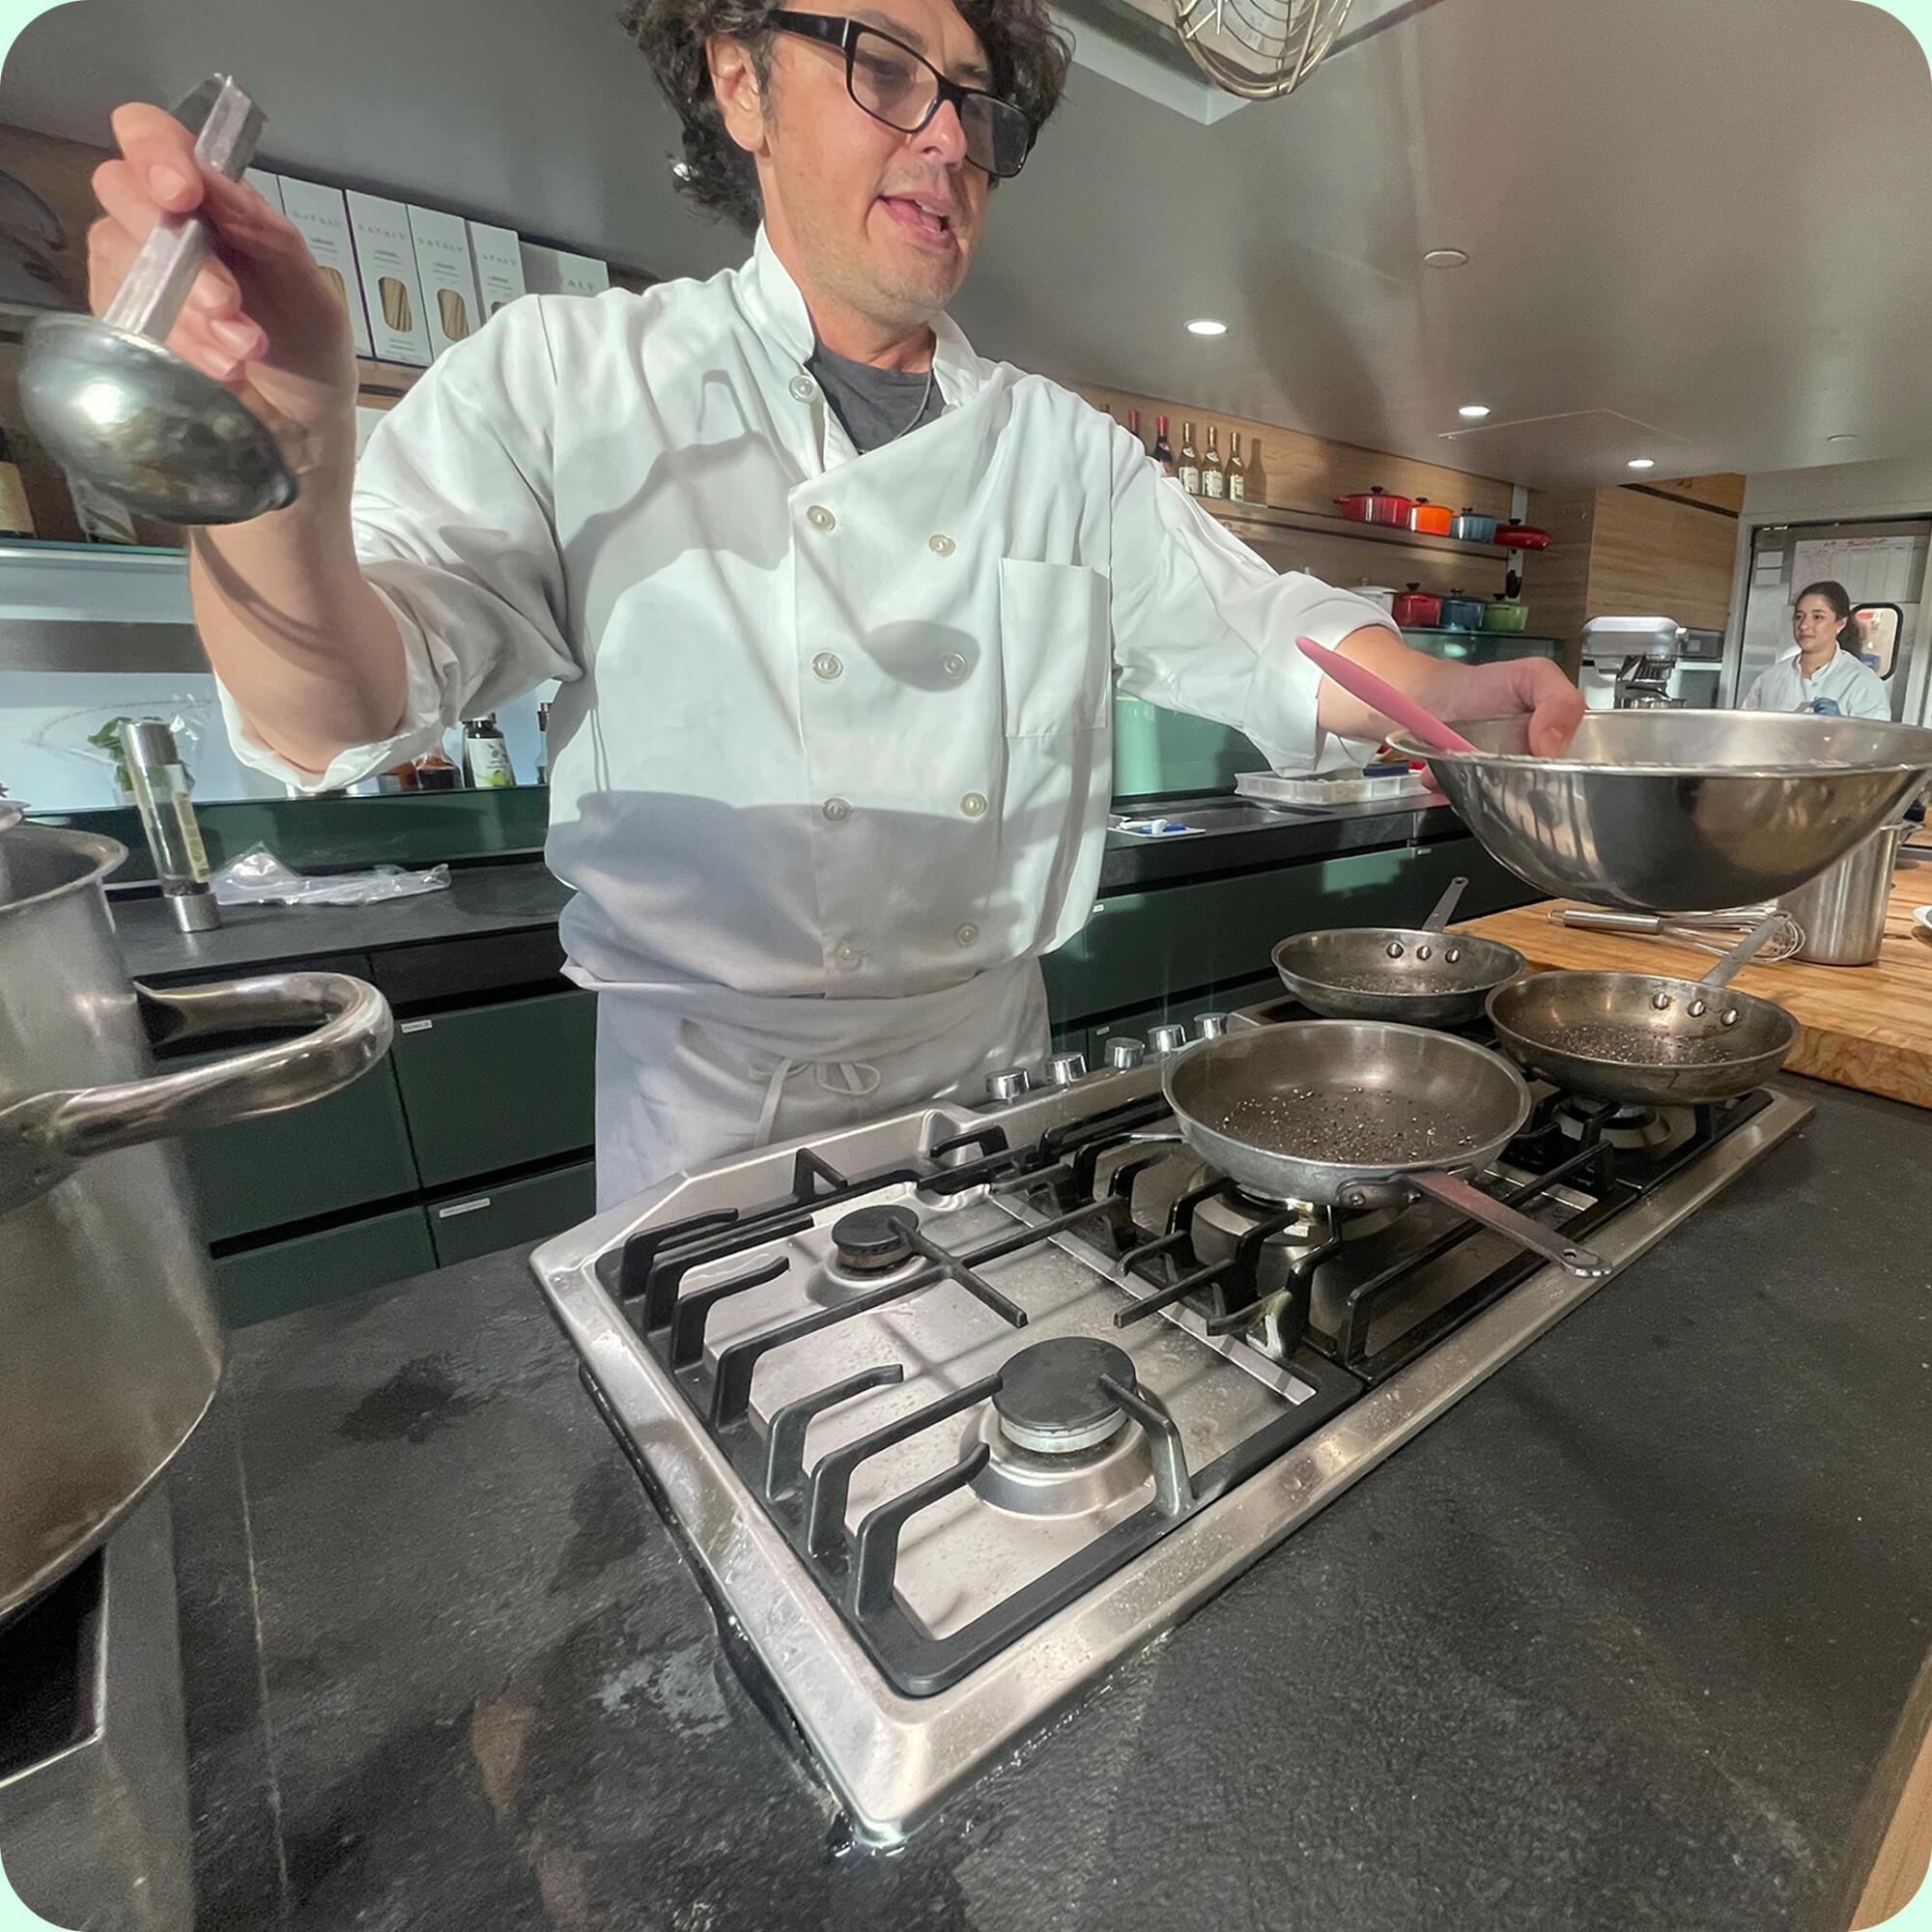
[101, 76, 265, 342]
[1697, 912, 1784, 989]
[1423, 875, 1468, 932]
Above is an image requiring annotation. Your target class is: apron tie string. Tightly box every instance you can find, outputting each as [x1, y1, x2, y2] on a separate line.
[753, 1056, 883, 1149]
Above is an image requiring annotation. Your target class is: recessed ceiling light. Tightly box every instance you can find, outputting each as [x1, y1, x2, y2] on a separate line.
[1185, 318, 1228, 337]
[1457, 404, 1492, 419]
[1423, 248, 1470, 269]
[1828, 433, 1860, 444]
[1627, 457, 1656, 470]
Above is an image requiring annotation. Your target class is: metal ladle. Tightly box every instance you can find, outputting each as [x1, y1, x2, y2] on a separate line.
[19, 75, 297, 525]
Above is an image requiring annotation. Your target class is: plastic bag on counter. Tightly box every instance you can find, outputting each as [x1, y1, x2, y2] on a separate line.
[211, 843, 450, 907]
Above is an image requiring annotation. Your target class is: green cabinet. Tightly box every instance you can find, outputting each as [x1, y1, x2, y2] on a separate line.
[428, 1160, 598, 1266]
[212, 1207, 436, 1327]
[389, 988, 596, 1187]
[1043, 837, 1522, 1030]
[186, 1056, 417, 1243]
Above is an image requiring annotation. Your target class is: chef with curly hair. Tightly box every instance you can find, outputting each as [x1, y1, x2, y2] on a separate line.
[85, 0, 1582, 1204]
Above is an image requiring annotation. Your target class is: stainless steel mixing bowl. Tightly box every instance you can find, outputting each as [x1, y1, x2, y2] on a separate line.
[1392, 710, 1932, 912]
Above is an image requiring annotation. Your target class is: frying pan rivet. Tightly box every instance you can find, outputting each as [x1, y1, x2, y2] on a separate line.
[1417, 945, 1434, 961]
[1446, 947, 1462, 963]
[1688, 1000, 1707, 1018]
[1384, 942, 1403, 960]
[1651, 992, 1671, 1010]
[1721, 1009, 1739, 1026]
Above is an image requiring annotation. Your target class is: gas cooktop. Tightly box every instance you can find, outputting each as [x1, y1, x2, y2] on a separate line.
[531, 996, 1809, 1846]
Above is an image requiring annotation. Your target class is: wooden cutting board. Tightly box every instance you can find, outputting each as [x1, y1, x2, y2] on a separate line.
[1458, 865, 1932, 1110]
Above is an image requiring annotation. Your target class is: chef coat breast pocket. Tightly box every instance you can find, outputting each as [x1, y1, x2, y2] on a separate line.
[998, 559, 1111, 737]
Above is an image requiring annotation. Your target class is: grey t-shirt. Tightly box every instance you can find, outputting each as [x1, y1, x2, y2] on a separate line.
[807, 341, 945, 454]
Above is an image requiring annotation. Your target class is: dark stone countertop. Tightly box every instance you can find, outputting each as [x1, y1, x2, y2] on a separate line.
[111, 861, 575, 981]
[111, 800, 1455, 982]
[169, 1075, 1932, 1931]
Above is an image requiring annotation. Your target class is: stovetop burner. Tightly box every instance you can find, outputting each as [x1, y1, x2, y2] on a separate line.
[993, 1336, 1135, 1454]
[830, 1205, 919, 1273]
[1553, 1097, 1672, 1151]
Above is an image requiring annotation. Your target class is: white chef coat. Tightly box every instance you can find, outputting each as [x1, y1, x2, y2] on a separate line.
[1742, 648, 1891, 720]
[219, 230, 1388, 1206]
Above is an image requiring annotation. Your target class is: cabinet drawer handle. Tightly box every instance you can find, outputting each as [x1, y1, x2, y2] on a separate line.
[400, 1019, 435, 1035]
[437, 1197, 491, 1219]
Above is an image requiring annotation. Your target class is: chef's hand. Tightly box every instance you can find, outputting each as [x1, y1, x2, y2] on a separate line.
[88, 102, 358, 489]
[1321, 627, 1585, 757]
[1428, 654, 1586, 756]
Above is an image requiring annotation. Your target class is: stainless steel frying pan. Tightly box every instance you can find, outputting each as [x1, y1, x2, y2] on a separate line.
[1271, 875, 1526, 1026]
[1486, 916, 1798, 1108]
[1162, 1022, 1609, 1278]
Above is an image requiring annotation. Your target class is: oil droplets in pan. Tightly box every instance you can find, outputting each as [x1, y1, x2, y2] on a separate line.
[1211, 1088, 1467, 1165]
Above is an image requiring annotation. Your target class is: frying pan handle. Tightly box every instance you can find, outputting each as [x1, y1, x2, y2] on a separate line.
[1406, 1170, 1611, 1279]
[1423, 875, 1468, 932]
[1697, 912, 1784, 990]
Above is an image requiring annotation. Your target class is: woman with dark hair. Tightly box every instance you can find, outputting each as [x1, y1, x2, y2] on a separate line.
[1741, 580, 1889, 719]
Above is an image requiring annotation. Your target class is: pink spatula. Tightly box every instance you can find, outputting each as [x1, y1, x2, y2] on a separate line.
[1295, 636, 1479, 754]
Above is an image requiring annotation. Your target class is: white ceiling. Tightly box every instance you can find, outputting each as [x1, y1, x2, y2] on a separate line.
[5, 0, 1927, 488]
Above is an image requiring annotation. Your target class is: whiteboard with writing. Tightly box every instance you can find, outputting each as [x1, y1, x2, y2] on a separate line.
[1791, 534, 1920, 604]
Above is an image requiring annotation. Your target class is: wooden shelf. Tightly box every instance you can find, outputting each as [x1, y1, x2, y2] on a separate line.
[1200, 494, 1542, 560]
[355, 356, 427, 398]
[1400, 625, 1562, 648]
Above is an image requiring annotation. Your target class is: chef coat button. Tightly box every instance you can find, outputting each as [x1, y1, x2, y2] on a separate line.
[928, 533, 955, 555]
[941, 652, 968, 680]
[806, 504, 837, 532]
[812, 651, 843, 680]
[960, 791, 988, 819]
[954, 922, 979, 947]
[822, 796, 851, 823]
[789, 374, 816, 403]
[833, 940, 860, 969]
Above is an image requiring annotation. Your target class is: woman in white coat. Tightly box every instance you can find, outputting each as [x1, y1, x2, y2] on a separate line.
[1742, 580, 1891, 720]
[84, 0, 1584, 1207]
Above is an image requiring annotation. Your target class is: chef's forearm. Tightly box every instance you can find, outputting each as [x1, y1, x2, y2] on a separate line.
[1328, 623, 1583, 755]
[186, 468, 409, 779]
[1320, 625, 1445, 740]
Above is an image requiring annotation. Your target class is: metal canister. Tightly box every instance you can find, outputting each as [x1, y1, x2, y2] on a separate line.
[1777, 822, 1911, 966]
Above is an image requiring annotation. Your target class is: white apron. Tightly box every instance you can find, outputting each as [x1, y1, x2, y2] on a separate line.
[590, 959, 1048, 1208]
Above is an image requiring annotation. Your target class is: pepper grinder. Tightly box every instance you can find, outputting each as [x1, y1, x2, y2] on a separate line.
[120, 719, 221, 932]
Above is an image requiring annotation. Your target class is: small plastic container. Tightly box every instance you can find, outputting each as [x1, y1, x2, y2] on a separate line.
[1236, 767, 1431, 810]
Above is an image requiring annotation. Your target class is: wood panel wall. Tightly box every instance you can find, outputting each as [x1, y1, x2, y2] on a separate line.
[1525, 483, 1740, 647]
[1587, 487, 1738, 633]
[1645, 473, 1747, 515]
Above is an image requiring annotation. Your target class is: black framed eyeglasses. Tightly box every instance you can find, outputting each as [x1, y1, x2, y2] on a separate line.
[768, 11, 1037, 180]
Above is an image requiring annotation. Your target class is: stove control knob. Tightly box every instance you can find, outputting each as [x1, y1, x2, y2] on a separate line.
[1195, 1012, 1229, 1040]
[1106, 1036, 1148, 1070]
[1046, 1050, 1089, 1087]
[1150, 1023, 1189, 1054]
[985, 1066, 1031, 1103]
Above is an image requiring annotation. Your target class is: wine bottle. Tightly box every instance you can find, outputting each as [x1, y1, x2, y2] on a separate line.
[1151, 414, 1176, 476]
[1203, 425, 1225, 499]
[1228, 431, 1248, 502]
[1179, 421, 1201, 496]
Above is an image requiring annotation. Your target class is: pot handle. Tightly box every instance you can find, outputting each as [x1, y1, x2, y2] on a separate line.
[0, 970, 393, 1215]
[1406, 1170, 1610, 1279]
